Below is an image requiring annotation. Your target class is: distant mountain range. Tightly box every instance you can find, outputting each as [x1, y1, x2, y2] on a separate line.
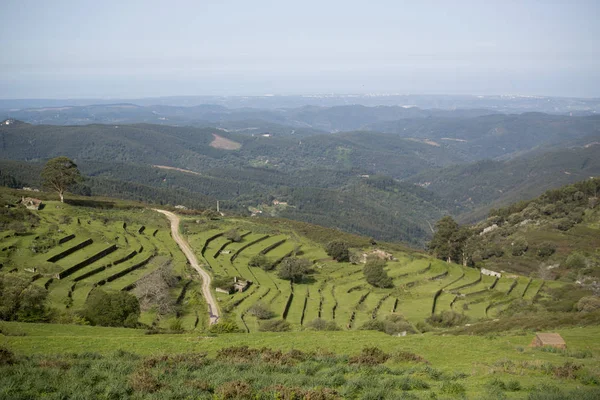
[1, 104, 599, 246]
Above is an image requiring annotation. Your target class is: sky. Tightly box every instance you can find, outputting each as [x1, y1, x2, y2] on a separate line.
[1, 0, 599, 98]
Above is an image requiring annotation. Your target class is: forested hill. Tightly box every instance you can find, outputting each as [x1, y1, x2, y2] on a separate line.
[428, 177, 600, 283]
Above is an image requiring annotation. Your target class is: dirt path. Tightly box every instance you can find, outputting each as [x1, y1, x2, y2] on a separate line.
[154, 209, 220, 325]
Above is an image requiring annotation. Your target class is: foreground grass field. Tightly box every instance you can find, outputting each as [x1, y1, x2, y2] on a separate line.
[1, 322, 599, 399]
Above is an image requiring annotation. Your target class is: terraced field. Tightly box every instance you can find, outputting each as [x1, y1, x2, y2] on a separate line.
[181, 216, 549, 332]
[1, 199, 552, 333]
[0, 200, 203, 329]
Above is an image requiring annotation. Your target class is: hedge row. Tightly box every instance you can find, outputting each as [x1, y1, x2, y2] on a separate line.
[175, 280, 193, 305]
[506, 279, 518, 295]
[465, 289, 489, 298]
[371, 293, 391, 319]
[431, 289, 443, 315]
[112, 250, 138, 266]
[441, 270, 466, 290]
[521, 278, 533, 298]
[429, 270, 449, 281]
[213, 240, 232, 258]
[331, 285, 338, 320]
[47, 239, 93, 263]
[57, 244, 119, 279]
[300, 289, 309, 325]
[270, 249, 296, 270]
[485, 299, 514, 317]
[489, 276, 500, 289]
[392, 298, 398, 313]
[201, 232, 224, 256]
[138, 226, 145, 234]
[152, 229, 158, 237]
[73, 249, 136, 282]
[347, 291, 371, 329]
[259, 239, 287, 255]
[98, 254, 154, 287]
[450, 272, 482, 293]
[44, 278, 53, 290]
[281, 282, 294, 320]
[58, 234, 75, 244]
[418, 263, 432, 274]
[230, 235, 270, 262]
[222, 286, 259, 313]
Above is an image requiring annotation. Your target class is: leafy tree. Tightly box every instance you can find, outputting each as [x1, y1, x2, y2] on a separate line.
[277, 257, 311, 283]
[0, 275, 48, 322]
[224, 229, 242, 242]
[247, 302, 274, 320]
[564, 252, 586, 269]
[428, 216, 460, 263]
[325, 240, 350, 262]
[363, 258, 393, 288]
[248, 254, 272, 270]
[82, 289, 140, 327]
[41, 156, 82, 203]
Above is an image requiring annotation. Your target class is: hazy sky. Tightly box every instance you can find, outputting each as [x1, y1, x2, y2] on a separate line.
[1, 0, 599, 98]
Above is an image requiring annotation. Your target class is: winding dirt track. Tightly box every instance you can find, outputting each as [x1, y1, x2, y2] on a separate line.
[154, 209, 220, 325]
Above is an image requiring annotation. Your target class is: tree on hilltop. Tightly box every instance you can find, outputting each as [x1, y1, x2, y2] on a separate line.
[41, 156, 82, 203]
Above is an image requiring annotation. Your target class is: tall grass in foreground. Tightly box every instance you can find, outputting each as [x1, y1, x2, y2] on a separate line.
[0, 345, 599, 399]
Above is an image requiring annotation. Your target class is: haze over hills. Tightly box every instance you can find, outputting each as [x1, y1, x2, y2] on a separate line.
[1, 108, 599, 246]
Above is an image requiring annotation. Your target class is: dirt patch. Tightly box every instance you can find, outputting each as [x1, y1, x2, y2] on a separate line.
[210, 134, 241, 150]
[152, 165, 201, 176]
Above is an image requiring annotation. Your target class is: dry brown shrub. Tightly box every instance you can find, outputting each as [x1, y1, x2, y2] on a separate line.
[392, 350, 429, 364]
[38, 359, 71, 370]
[129, 368, 161, 393]
[216, 380, 253, 399]
[349, 347, 390, 366]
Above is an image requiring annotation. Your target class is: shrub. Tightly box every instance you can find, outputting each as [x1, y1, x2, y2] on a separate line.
[511, 239, 529, 256]
[537, 242, 556, 258]
[441, 381, 466, 396]
[259, 319, 291, 332]
[208, 321, 243, 334]
[211, 275, 235, 293]
[325, 240, 350, 262]
[363, 258, 393, 288]
[82, 289, 140, 327]
[306, 318, 340, 331]
[427, 311, 469, 328]
[129, 368, 161, 393]
[216, 380, 253, 399]
[0, 346, 16, 365]
[564, 252, 586, 269]
[224, 229, 242, 242]
[248, 254, 271, 270]
[248, 302, 274, 320]
[349, 347, 390, 366]
[277, 257, 311, 283]
[577, 296, 600, 313]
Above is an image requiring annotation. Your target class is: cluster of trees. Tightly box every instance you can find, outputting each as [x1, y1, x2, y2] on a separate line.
[0, 275, 48, 322]
[82, 289, 140, 328]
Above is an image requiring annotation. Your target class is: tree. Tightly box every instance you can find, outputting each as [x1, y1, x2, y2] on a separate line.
[428, 216, 459, 263]
[224, 229, 242, 242]
[82, 289, 140, 327]
[41, 156, 82, 203]
[0, 275, 48, 322]
[325, 240, 350, 262]
[363, 258, 393, 288]
[248, 254, 273, 271]
[277, 257, 311, 283]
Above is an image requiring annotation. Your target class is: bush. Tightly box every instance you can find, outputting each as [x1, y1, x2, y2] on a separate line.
[248, 254, 272, 270]
[224, 229, 242, 242]
[577, 296, 600, 312]
[306, 318, 340, 331]
[349, 347, 390, 366]
[129, 368, 161, 393]
[208, 321, 243, 334]
[511, 239, 529, 256]
[0, 275, 48, 322]
[82, 289, 140, 327]
[441, 381, 466, 396]
[247, 302, 274, 320]
[277, 257, 311, 283]
[211, 275, 235, 293]
[325, 240, 350, 262]
[564, 252, 586, 269]
[537, 242, 556, 258]
[216, 380, 253, 399]
[427, 311, 469, 328]
[363, 259, 393, 288]
[0, 346, 16, 366]
[259, 319, 291, 332]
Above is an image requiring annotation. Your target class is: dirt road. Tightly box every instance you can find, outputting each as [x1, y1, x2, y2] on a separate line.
[154, 209, 220, 325]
